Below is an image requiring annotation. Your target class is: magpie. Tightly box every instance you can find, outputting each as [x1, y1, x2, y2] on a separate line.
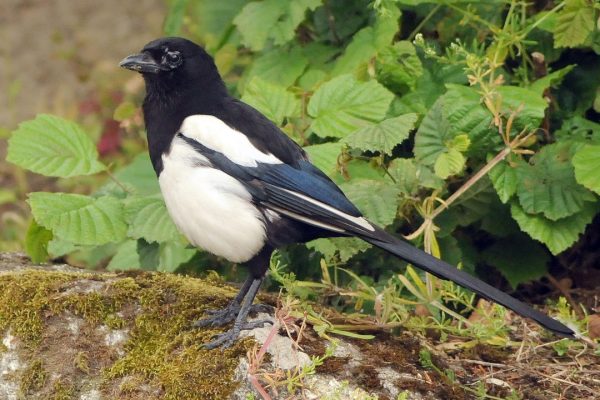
[120, 37, 575, 349]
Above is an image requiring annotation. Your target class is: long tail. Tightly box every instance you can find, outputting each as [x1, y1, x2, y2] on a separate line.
[363, 227, 575, 337]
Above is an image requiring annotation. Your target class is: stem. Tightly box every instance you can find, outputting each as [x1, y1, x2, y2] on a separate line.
[105, 169, 131, 194]
[408, 5, 441, 41]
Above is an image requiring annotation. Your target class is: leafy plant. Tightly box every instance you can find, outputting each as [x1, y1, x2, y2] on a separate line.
[6, 0, 600, 331]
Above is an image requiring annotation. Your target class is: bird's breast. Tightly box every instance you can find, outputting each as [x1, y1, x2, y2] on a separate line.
[158, 138, 267, 263]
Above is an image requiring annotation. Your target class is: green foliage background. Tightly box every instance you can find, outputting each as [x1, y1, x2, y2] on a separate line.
[7, 0, 600, 295]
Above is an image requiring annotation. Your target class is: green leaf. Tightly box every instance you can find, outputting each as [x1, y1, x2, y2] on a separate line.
[113, 101, 137, 122]
[244, 46, 308, 89]
[555, 116, 600, 145]
[107, 240, 141, 271]
[529, 65, 576, 96]
[331, 7, 400, 76]
[99, 153, 159, 196]
[388, 158, 419, 195]
[241, 77, 300, 125]
[516, 143, 596, 220]
[28, 193, 127, 246]
[339, 180, 401, 226]
[345, 113, 417, 155]
[303, 142, 341, 175]
[434, 148, 465, 179]
[482, 236, 549, 289]
[234, 0, 321, 51]
[573, 144, 600, 195]
[189, 0, 248, 50]
[489, 159, 519, 203]
[510, 201, 598, 255]
[163, 0, 189, 36]
[7, 114, 106, 178]
[497, 86, 548, 130]
[124, 195, 180, 243]
[308, 75, 394, 138]
[24, 220, 53, 263]
[414, 98, 452, 165]
[308, 237, 371, 262]
[553, 0, 595, 48]
[158, 241, 196, 273]
[376, 41, 423, 92]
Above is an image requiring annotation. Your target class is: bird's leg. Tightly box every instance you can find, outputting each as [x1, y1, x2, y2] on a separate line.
[203, 277, 272, 349]
[194, 275, 272, 328]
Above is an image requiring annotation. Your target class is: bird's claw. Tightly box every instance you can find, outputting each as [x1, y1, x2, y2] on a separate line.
[203, 319, 273, 350]
[194, 303, 274, 328]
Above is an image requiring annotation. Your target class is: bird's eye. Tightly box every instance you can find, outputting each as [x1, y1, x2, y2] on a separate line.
[164, 51, 182, 67]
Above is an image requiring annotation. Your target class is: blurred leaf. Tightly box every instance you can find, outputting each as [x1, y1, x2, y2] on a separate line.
[340, 180, 401, 226]
[0, 189, 16, 206]
[124, 195, 180, 243]
[7, 114, 106, 178]
[164, 0, 189, 36]
[113, 102, 137, 122]
[107, 240, 141, 271]
[190, 0, 248, 50]
[244, 46, 308, 88]
[376, 41, 423, 92]
[482, 236, 549, 288]
[573, 144, 600, 195]
[99, 153, 159, 196]
[510, 201, 597, 255]
[553, 0, 595, 48]
[516, 143, 596, 220]
[158, 241, 196, 272]
[234, 0, 321, 51]
[308, 74, 394, 138]
[28, 193, 127, 246]
[241, 77, 300, 125]
[345, 113, 417, 155]
[24, 220, 53, 263]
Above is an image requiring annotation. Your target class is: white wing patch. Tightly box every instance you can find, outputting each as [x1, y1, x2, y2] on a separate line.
[179, 114, 281, 167]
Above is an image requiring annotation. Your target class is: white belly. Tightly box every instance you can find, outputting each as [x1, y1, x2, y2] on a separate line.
[158, 139, 267, 263]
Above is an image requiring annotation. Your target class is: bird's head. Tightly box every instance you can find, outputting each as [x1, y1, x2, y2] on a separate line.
[119, 37, 223, 94]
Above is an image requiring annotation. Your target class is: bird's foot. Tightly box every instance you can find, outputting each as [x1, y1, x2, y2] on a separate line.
[194, 303, 273, 328]
[203, 319, 273, 350]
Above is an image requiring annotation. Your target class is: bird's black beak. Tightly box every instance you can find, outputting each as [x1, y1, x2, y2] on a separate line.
[119, 52, 165, 74]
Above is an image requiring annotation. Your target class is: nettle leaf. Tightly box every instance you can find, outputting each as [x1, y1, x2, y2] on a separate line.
[244, 46, 308, 89]
[414, 98, 452, 165]
[7, 114, 106, 178]
[234, 0, 321, 51]
[242, 77, 300, 125]
[332, 7, 400, 75]
[553, 0, 595, 48]
[308, 75, 394, 138]
[124, 195, 180, 243]
[345, 113, 417, 155]
[303, 142, 342, 176]
[482, 236, 549, 289]
[340, 180, 401, 227]
[573, 144, 600, 195]
[376, 41, 423, 92]
[516, 143, 596, 220]
[489, 159, 520, 203]
[511, 201, 598, 255]
[28, 193, 127, 246]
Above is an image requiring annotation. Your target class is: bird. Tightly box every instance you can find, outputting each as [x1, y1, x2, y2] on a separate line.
[120, 37, 575, 349]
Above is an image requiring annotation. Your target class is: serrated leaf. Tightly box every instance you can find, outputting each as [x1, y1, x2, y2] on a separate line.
[158, 241, 196, 273]
[241, 77, 300, 125]
[529, 65, 576, 96]
[190, 0, 249, 50]
[107, 240, 141, 271]
[24, 219, 53, 263]
[345, 113, 417, 155]
[511, 201, 597, 255]
[388, 158, 419, 195]
[553, 0, 595, 48]
[489, 160, 519, 203]
[414, 98, 452, 165]
[125, 195, 180, 243]
[376, 41, 423, 92]
[308, 75, 394, 138]
[99, 153, 159, 196]
[339, 180, 401, 226]
[555, 116, 600, 145]
[307, 237, 371, 262]
[234, 0, 321, 51]
[516, 143, 596, 220]
[434, 148, 465, 179]
[497, 86, 548, 130]
[303, 142, 341, 175]
[7, 114, 106, 177]
[573, 144, 600, 195]
[482, 236, 549, 289]
[28, 193, 127, 246]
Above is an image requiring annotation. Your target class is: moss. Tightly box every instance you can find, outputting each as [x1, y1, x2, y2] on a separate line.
[51, 379, 75, 400]
[0, 268, 253, 400]
[20, 359, 47, 394]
